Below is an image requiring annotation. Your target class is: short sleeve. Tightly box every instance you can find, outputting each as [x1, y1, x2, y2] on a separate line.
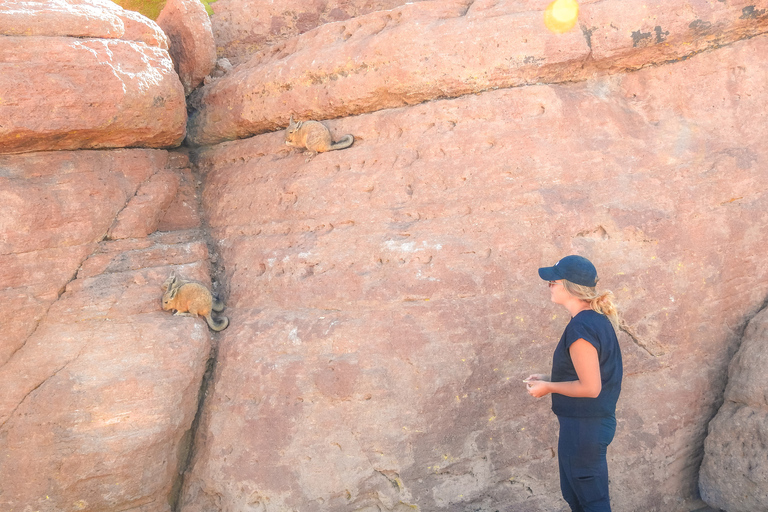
[564, 317, 599, 352]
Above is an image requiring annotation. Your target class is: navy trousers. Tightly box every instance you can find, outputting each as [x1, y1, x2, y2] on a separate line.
[557, 415, 616, 512]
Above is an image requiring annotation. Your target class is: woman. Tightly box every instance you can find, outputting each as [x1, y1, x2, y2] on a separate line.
[526, 255, 622, 512]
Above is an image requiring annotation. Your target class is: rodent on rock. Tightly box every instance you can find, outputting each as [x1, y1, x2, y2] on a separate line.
[284, 115, 354, 158]
[161, 272, 228, 332]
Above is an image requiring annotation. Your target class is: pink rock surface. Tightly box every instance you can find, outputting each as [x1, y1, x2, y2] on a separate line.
[107, 169, 181, 240]
[186, 0, 768, 146]
[0, 0, 181, 153]
[156, 151, 204, 232]
[0, 0, 125, 38]
[178, 35, 768, 511]
[0, 150, 166, 254]
[1, 1, 767, 510]
[0, 0, 169, 48]
[157, 0, 217, 96]
[700, 306, 768, 511]
[0, 36, 186, 154]
[0, 149, 214, 511]
[117, 6, 171, 48]
[0, 235, 212, 512]
[208, 0, 429, 65]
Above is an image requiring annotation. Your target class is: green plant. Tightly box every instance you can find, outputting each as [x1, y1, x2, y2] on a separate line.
[110, 0, 216, 19]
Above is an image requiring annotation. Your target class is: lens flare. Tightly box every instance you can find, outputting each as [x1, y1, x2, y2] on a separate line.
[544, 0, 579, 34]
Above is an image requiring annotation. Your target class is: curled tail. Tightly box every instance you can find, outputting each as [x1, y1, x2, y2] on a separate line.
[212, 296, 225, 312]
[330, 134, 354, 151]
[205, 313, 229, 331]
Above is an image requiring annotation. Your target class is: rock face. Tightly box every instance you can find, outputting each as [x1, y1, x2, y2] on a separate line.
[3, 0, 768, 511]
[0, 149, 213, 511]
[699, 306, 768, 512]
[208, 0, 423, 65]
[0, 0, 169, 45]
[0, 4, 202, 509]
[0, 0, 185, 154]
[177, 34, 768, 512]
[157, 0, 217, 96]
[185, 0, 768, 146]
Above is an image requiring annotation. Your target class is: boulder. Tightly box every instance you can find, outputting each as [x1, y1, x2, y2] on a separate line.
[0, 36, 186, 154]
[177, 34, 768, 512]
[208, 0, 428, 66]
[0, 0, 185, 154]
[157, 0, 217, 96]
[0, 0, 169, 48]
[0, 149, 213, 512]
[0, 0, 126, 39]
[699, 307, 768, 511]
[117, 6, 171, 48]
[185, 0, 768, 146]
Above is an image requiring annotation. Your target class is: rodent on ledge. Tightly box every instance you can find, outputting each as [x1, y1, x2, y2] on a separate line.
[284, 115, 354, 159]
[161, 272, 229, 332]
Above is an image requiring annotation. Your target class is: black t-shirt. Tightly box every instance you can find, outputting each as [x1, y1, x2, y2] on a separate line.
[551, 310, 623, 418]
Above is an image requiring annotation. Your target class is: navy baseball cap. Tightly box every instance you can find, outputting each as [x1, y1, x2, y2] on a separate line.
[538, 255, 598, 287]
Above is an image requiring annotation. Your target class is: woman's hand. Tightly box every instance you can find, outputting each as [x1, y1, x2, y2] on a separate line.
[524, 373, 551, 398]
[526, 380, 550, 398]
[525, 373, 550, 382]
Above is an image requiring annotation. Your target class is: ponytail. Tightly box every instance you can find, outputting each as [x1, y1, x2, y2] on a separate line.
[562, 280, 619, 331]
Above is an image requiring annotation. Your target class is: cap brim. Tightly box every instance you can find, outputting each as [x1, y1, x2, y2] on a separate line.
[538, 266, 561, 281]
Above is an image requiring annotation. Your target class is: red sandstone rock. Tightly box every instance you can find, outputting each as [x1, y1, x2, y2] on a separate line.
[0, 0, 125, 38]
[0, 0, 169, 48]
[0, 36, 186, 154]
[0, 235, 212, 512]
[2, 1, 767, 511]
[186, 0, 585, 145]
[107, 169, 181, 240]
[581, 0, 768, 68]
[699, 307, 768, 511]
[0, 149, 178, 371]
[157, 151, 204, 232]
[0, 150, 165, 254]
[157, 0, 217, 95]
[0, 0, 183, 154]
[178, 35, 768, 511]
[209, 0, 431, 66]
[117, 5, 171, 48]
[186, 0, 768, 146]
[0, 148, 213, 511]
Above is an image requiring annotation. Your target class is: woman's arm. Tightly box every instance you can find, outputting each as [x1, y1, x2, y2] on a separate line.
[526, 338, 602, 398]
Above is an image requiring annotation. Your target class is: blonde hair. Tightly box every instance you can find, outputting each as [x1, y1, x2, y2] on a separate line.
[562, 280, 619, 331]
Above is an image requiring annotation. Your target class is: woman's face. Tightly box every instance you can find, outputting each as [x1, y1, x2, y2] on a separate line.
[548, 280, 570, 305]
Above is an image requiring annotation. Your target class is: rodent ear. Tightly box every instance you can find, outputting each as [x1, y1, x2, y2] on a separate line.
[168, 286, 179, 300]
[161, 272, 177, 291]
